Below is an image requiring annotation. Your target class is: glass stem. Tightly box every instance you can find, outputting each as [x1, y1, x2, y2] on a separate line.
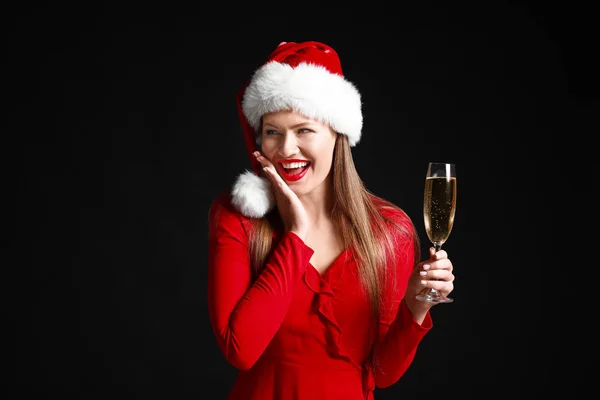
[430, 244, 442, 291]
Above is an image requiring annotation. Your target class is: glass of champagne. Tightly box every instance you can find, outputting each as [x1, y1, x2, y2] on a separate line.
[416, 162, 457, 304]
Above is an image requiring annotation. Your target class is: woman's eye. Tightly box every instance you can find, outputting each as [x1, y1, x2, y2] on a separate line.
[263, 128, 311, 135]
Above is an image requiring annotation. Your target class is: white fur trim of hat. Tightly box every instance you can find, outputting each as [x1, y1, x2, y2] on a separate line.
[242, 61, 363, 146]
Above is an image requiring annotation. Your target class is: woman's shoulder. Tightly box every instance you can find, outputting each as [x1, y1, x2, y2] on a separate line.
[210, 190, 235, 211]
[369, 193, 415, 232]
[209, 190, 250, 226]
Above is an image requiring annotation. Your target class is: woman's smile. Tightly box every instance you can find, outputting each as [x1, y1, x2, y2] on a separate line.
[277, 159, 311, 182]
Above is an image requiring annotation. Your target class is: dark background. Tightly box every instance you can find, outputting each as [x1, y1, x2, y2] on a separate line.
[9, 1, 592, 399]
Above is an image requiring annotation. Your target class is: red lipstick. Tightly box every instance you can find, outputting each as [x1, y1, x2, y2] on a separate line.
[277, 159, 311, 182]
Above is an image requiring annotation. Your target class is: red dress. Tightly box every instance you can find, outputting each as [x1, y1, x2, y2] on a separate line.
[208, 193, 433, 400]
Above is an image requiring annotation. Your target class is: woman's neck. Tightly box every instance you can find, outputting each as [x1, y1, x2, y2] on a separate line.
[298, 185, 334, 227]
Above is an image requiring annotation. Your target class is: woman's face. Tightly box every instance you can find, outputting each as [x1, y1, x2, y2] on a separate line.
[260, 110, 338, 197]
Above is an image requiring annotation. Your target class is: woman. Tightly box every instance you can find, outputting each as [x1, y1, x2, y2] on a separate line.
[208, 41, 455, 400]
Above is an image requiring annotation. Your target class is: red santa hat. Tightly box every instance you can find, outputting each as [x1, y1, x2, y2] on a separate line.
[231, 41, 363, 218]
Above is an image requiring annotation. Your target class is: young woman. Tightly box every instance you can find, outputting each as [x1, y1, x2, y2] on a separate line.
[208, 41, 455, 400]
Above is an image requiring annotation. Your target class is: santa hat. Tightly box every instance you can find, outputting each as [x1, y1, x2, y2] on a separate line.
[231, 41, 363, 218]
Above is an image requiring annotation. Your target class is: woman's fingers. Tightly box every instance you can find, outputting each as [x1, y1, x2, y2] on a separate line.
[420, 253, 454, 293]
[254, 151, 304, 212]
[427, 251, 453, 273]
[430, 248, 448, 260]
[418, 248, 455, 297]
[421, 258, 452, 272]
[422, 279, 454, 292]
[420, 268, 454, 282]
[252, 151, 309, 237]
[254, 151, 273, 170]
[434, 249, 448, 260]
[254, 152, 288, 193]
[263, 163, 284, 189]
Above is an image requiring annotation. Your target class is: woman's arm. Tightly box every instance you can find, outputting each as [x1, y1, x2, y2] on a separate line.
[207, 195, 314, 370]
[372, 212, 433, 388]
[374, 300, 432, 388]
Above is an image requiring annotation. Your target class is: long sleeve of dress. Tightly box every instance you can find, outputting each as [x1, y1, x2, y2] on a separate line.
[372, 207, 433, 389]
[207, 195, 315, 371]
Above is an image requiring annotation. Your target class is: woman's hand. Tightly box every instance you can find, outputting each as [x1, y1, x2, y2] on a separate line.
[404, 247, 455, 321]
[254, 151, 309, 241]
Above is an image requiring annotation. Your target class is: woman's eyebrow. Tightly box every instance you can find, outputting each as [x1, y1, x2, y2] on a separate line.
[263, 122, 315, 129]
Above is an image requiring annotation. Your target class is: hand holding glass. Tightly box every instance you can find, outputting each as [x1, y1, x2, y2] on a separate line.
[416, 162, 456, 304]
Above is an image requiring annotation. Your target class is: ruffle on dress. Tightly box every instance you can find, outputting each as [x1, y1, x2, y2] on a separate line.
[302, 250, 375, 400]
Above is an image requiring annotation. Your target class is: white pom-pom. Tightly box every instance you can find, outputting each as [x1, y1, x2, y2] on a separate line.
[231, 170, 275, 218]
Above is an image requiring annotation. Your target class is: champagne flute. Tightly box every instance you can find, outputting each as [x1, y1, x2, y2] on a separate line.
[416, 162, 457, 304]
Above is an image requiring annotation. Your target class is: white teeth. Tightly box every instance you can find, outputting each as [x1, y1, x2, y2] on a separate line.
[282, 161, 309, 169]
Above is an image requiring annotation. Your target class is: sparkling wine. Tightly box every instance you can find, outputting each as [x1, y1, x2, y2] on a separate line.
[423, 176, 457, 247]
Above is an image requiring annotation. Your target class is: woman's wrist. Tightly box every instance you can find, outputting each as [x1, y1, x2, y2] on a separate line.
[403, 297, 432, 325]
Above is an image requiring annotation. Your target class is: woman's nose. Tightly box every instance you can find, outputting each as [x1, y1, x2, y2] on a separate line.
[279, 133, 299, 157]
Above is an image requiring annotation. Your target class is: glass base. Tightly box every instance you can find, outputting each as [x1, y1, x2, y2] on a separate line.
[415, 288, 453, 304]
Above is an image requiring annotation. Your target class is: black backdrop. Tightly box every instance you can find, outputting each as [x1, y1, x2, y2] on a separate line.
[9, 1, 592, 399]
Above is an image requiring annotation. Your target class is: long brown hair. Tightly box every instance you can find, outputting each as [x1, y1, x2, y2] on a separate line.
[248, 134, 419, 365]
